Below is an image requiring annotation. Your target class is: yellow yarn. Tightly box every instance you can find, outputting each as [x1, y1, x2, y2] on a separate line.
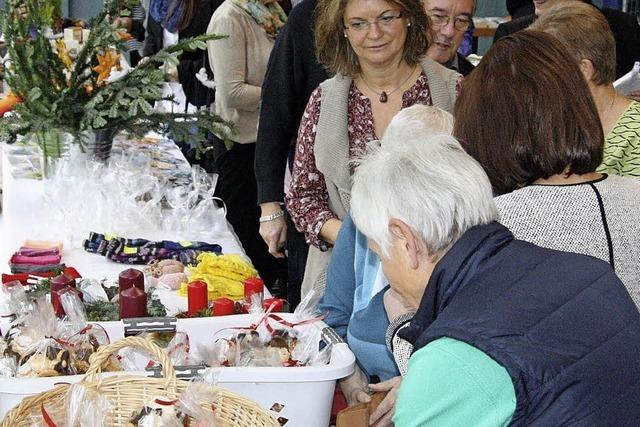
[177, 253, 258, 301]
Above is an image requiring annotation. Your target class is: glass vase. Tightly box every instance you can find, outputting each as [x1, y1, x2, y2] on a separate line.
[35, 128, 72, 179]
[81, 127, 117, 163]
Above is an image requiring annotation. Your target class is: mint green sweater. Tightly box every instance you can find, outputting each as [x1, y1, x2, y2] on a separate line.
[394, 337, 516, 426]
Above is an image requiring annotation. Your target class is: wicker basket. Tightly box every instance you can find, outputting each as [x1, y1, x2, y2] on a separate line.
[1, 336, 279, 426]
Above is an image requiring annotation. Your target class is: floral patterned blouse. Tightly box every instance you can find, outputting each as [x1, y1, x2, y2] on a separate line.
[286, 71, 457, 248]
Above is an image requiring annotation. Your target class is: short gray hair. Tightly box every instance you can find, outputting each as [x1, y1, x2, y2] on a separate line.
[351, 121, 497, 259]
[383, 105, 454, 143]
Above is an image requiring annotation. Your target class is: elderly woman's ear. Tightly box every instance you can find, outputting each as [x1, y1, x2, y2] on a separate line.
[388, 218, 425, 269]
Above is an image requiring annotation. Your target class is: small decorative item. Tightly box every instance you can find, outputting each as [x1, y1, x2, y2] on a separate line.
[119, 285, 147, 319]
[50, 273, 76, 289]
[212, 297, 235, 316]
[119, 268, 144, 291]
[263, 298, 285, 313]
[129, 396, 188, 427]
[50, 275, 80, 318]
[243, 277, 264, 309]
[187, 280, 208, 316]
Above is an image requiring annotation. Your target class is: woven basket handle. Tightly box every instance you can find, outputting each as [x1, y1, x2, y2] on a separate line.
[84, 336, 176, 389]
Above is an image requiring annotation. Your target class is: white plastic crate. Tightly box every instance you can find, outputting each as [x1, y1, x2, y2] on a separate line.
[0, 314, 355, 426]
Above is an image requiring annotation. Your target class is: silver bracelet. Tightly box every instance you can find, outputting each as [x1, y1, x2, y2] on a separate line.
[259, 210, 285, 223]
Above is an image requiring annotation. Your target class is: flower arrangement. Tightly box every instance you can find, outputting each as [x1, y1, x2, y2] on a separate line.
[0, 0, 233, 154]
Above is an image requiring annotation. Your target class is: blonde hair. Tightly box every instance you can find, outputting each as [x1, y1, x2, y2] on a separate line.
[531, 1, 616, 85]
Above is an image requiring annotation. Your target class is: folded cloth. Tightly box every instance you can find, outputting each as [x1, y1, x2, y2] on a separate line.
[2, 267, 81, 285]
[10, 253, 62, 265]
[22, 240, 63, 251]
[10, 263, 66, 274]
[16, 247, 60, 257]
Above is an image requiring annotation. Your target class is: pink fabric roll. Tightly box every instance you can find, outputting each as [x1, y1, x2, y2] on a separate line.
[16, 247, 60, 257]
[10, 253, 62, 265]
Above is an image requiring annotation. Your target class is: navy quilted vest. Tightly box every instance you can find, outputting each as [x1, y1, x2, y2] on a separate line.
[399, 222, 640, 426]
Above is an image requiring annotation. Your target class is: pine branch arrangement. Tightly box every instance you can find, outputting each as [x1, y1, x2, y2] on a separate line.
[0, 0, 234, 149]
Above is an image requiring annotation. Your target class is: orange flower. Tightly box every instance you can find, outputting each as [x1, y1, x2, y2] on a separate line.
[0, 92, 22, 116]
[117, 30, 134, 41]
[92, 50, 122, 84]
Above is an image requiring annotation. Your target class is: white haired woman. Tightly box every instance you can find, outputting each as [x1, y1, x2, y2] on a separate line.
[318, 105, 453, 425]
[350, 127, 640, 425]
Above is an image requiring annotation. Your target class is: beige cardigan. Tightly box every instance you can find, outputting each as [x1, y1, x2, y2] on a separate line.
[301, 57, 461, 297]
[207, 1, 274, 143]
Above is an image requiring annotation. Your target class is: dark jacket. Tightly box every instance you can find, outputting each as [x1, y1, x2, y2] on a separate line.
[400, 222, 640, 426]
[456, 52, 475, 77]
[255, 0, 329, 205]
[506, 0, 534, 19]
[494, 7, 640, 79]
[142, 0, 222, 108]
[177, 0, 223, 108]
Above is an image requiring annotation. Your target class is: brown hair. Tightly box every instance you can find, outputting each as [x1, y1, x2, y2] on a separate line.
[453, 30, 603, 195]
[531, 1, 615, 85]
[315, 0, 429, 76]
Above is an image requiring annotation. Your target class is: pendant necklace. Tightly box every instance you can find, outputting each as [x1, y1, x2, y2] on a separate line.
[360, 65, 418, 103]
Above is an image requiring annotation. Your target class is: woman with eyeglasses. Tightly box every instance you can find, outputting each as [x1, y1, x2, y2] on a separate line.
[285, 0, 460, 298]
[284, 0, 459, 422]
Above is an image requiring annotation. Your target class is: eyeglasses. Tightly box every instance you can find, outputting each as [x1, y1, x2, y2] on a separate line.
[428, 13, 472, 32]
[344, 12, 404, 32]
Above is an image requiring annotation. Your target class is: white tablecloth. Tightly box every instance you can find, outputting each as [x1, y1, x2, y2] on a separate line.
[0, 143, 264, 315]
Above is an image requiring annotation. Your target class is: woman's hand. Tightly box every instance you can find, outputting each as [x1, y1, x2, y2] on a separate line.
[340, 366, 372, 406]
[383, 288, 415, 321]
[369, 376, 402, 426]
[259, 202, 287, 258]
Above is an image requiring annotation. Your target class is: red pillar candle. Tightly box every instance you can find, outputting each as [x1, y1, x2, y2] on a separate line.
[51, 273, 76, 289]
[212, 297, 235, 316]
[244, 277, 264, 308]
[119, 286, 147, 319]
[119, 268, 144, 291]
[263, 298, 285, 313]
[187, 280, 208, 316]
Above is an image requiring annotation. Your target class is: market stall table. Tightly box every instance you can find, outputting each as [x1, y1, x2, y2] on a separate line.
[0, 138, 266, 315]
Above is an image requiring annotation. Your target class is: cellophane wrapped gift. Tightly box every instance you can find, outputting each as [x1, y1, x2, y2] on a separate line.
[58, 291, 117, 374]
[40, 147, 226, 248]
[65, 383, 115, 427]
[7, 298, 71, 377]
[165, 332, 195, 366]
[163, 165, 226, 236]
[129, 396, 188, 427]
[176, 381, 220, 427]
[194, 296, 330, 368]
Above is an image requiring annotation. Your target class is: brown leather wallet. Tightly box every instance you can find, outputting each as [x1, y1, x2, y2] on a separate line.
[336, 391, 387, 426]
